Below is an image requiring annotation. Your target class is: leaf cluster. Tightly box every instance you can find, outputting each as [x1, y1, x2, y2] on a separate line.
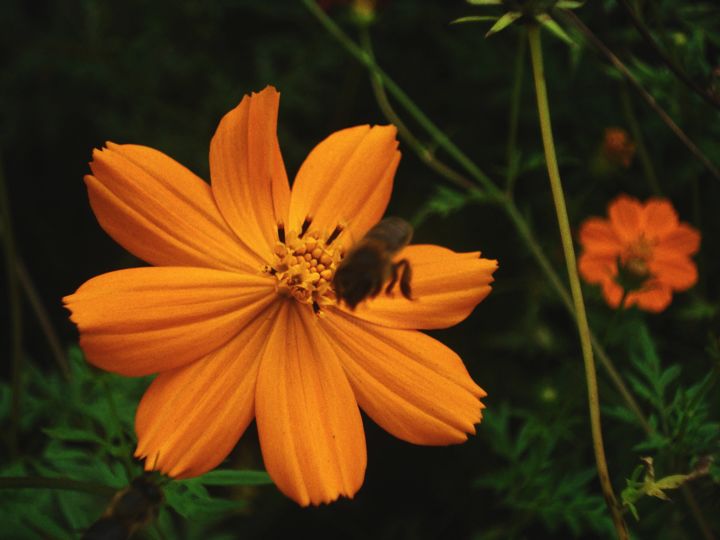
[0, 349, 272, 539]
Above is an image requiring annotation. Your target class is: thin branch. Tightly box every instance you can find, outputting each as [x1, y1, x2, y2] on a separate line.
[15, 257, 70, 379]
[562, 10, 720, 183]
[618, 84, 662, 196]
[359, 27, 478, 193]
[506, 31, 526, 196]
[617, 0, 720, 111]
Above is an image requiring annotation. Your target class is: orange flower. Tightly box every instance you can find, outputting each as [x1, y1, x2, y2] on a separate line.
[64, 86, 497, 506]
[602, 127, 636, 168]
[578, 194, 700, 313]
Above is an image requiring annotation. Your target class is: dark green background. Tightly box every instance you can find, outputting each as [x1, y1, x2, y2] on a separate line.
[2, 1, 719, 538]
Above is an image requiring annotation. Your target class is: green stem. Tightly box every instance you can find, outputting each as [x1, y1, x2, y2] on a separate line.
[528, 24, 629, 539]
[15, 257, 70, 379]
[358, 26, 478, 193]
[506, 32, 526, 196]
[619, 85, 662, 196]
[681, 484, 715, 540]
[306, 0, 651, 436]
[602, 289, 629, 346]
[302, 0, 499, 195]
[0, 156, 22, 458]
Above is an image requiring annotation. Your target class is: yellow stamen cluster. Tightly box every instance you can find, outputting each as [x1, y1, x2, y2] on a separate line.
[624, 236, 654, 277]
[268, 229, 343, 310]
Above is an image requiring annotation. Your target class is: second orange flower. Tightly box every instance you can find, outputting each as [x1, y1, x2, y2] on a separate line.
[578, 194, 700, 312]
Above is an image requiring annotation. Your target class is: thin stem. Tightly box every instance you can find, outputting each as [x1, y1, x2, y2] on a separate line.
[527, 24, 629, 539]
[0, 156, 22, 458]
[504, 199, 651, 435]
[506, 32, 526, 196]
[619, 84, 662, 196]
[15, 257, 70, 379]
[617, 0, 720, 111]
[601, 289, 629, 346]
[302, 0, 500, 195]
[306, 0, 652, 435]
[562, 10, 720, 183]
[358, 26, 478, 193]
[681, 484, 715, 540]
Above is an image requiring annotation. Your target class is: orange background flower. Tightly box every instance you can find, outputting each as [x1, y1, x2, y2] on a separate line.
[64, 86, 497, 506]
[602, 127, 636, 169]
[578, 194, 700, 312]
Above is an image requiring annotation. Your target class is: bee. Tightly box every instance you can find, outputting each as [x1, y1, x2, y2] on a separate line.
[334, 217, 413, 310]
[82, 474, 163, 540]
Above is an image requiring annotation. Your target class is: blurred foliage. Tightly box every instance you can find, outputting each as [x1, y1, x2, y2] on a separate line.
[1, 0, 719, 538]
[0, 349, 272, 539]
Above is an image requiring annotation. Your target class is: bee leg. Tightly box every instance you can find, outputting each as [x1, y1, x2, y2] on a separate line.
[385, 263, 400, 295]
[397, 259, 413, 300]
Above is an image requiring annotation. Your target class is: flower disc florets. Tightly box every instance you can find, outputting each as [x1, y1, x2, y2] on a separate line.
[267, 225, 344, 310]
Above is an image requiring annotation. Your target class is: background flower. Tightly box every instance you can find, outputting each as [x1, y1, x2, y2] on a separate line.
[578, 194, 701, 312]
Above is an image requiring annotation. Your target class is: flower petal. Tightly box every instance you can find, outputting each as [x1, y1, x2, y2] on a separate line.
[578, 218, 622, 256]
[320, 310, 485, 445]
[87, 144, 260, 271]
[288, 125, 400, 242]
[655, 223, 701, 257]
[63, 267, 276, 376]
[256, 302, 366, 506]
[345, 245, 497, 329]
[210, 86, 291, 261]
[134, 308, 277, 478]
[579, 253, 616, 284]
[649, 255, 698, 290]
[600, 278, 624, 308]
[643, 199, 678, 239]
[632, 284, 673, 313]
[608, 194, 643, 243]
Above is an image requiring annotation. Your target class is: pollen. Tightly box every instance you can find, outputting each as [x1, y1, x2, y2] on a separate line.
[267, 226, 344, 311]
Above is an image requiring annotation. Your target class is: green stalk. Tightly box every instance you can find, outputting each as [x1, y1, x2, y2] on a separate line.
[358, 26, 478, 193]
[302, 0, 499, 195]
[506, 32, 526, 195]
[0, 156, 22, 458]
[15, 257, 70, 379]
[527, 24, 628, 539]
[619, 85, 662, 196]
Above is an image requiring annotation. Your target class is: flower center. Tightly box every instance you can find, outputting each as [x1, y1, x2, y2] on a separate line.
[615, 235, 655, 292]
[624, 236, 653, 277]
[265, 223, 344, 312]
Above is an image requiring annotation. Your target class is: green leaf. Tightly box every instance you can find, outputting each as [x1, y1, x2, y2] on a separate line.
[195, 469, 273, 486]
[535, 14, 575, 45]
[486, 11, 522, 37]
[451, 16, 498, 25]
[555, 0, 584, 8]
[654, 474, 690, 491]
[42, 427, 105, 445]
[466, 0, 503, 4]
[658, 365, 681, 390]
